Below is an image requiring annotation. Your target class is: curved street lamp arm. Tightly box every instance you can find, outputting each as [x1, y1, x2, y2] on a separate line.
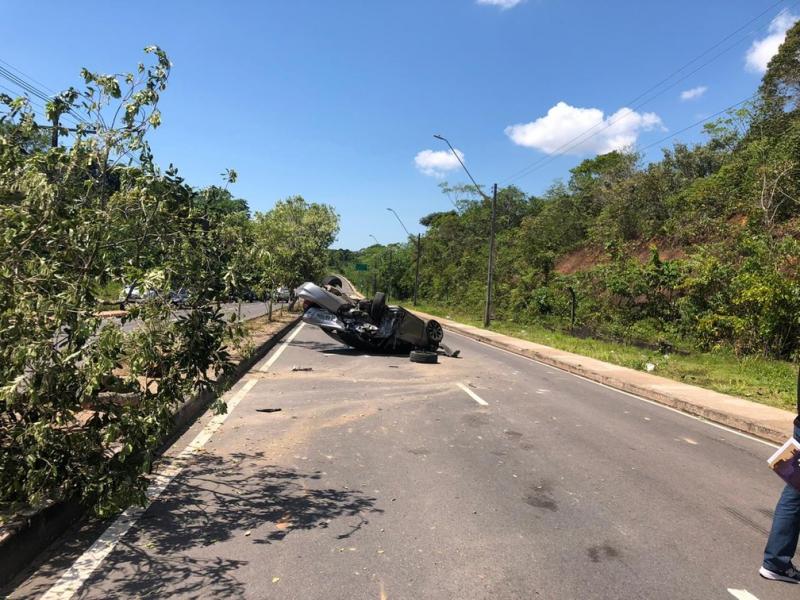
[433, 134, 490, 201]
[386, 208, 411, 237]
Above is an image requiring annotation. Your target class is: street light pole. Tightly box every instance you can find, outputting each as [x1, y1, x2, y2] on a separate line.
[485, 183, 497, 327]
[433, 134, 497, 327]
[387, 207, 422, 306]
[414, 234, 421, 306]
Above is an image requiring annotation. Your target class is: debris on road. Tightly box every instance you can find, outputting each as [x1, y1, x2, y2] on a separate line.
[292, 366, 313, 372]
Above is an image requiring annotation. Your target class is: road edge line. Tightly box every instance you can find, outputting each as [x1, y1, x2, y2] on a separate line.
[39, 377, 260, 600]
[0, 316, 302, 594]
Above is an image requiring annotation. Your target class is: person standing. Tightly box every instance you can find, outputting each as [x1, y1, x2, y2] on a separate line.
[761, 370, 800, 583]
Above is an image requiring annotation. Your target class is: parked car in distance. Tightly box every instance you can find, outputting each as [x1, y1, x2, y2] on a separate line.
[169, 288, 190, 306]
[227, 287, 259, 302]
[275, 286, 291, 302]
[119, 285, 142, 302]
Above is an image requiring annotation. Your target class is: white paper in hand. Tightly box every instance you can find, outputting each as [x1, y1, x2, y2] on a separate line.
[768, 437, 800, 491]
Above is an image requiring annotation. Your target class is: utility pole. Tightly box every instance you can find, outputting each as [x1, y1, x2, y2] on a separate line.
[484, 183, 497, 327]
[50, 111, 59, 148]
[387, 246, 393, 301]
[433, 134, 497, 327]
[413, 233, 421, 306]
[48, 96, 65, 148]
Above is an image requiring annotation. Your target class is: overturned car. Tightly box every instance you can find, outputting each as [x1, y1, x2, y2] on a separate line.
[297, 278, 458, 363]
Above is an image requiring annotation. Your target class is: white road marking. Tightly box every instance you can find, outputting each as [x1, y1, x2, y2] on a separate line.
[41, 323, 307, 599]
[457, 382, 488, 406]
[727, 589, 760, 600]
[446, 330, 779, 449]
[40, 378, 258, 600]
[257, 322, 305, 372]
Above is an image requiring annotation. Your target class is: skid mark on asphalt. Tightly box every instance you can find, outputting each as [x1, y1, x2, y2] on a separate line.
[723, 506, 770, 536]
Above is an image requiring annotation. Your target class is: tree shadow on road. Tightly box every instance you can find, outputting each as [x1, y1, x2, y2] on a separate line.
[78, 452, 381, 599]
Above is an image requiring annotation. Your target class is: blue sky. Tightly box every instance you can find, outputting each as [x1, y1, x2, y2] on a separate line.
[1, 0, 795, 248]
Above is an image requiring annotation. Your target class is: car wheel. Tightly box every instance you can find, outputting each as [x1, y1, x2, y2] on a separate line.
[322, 275, 343, 288]
[409, 350, 438, 364]
[425, 320, 444, 344]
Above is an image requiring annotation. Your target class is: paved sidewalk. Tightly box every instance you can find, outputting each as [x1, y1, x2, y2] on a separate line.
[414, 310, 795, 444]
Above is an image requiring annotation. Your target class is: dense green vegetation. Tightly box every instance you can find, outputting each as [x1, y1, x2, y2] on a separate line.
[333, 23, 800, 383]
[0, 49, 338, 517]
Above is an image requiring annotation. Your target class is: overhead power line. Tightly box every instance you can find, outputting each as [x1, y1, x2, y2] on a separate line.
[636, 96, 753, 153]
[0, 82, 81, 128]
[0, 60, 88, 127]
[0, 57, 58, 96]
[501, 0, 794, 184]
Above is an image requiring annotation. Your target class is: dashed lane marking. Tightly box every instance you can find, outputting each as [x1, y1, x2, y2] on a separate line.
[446, 330, 779, 449]
[727, 589, 760, 600]
[457, 382, 488, 406]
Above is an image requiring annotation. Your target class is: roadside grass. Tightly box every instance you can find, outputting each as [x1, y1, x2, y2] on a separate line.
[413, 301, 798, 412]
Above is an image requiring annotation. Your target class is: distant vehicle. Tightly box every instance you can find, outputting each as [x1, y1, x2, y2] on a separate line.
[227, 288, 257, 302]
[275, 287, 291, 302]
[120, 285, 142, 302]
[119, 285, 178, 308]
[119, 285, 143, 308]
[169, 288, 190, 306]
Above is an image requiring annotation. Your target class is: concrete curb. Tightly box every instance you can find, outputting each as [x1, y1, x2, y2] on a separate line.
[167, 315, 301, 445]
[415, 310, 795, 445]
[0, 314, 302, 590]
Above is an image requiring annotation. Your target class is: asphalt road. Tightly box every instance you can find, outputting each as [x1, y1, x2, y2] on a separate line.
[10, 322, 792, 599]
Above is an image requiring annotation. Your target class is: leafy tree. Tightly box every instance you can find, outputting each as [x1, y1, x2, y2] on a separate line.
[0, 48, 245, 516]
[252, 196, 340, 294]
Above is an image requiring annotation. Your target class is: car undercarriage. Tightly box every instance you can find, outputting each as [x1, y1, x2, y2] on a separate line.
[297, 278, 458, 363]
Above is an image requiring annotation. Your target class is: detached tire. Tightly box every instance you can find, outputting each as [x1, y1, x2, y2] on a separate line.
[370, 292, 386, 322]
[410, 350, 438, 364]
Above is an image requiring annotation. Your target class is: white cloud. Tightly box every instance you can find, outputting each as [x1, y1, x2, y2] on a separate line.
[745, 10, 799, 73]
[504, 101, 664, 156]
[476, 0, 524, 9]
[414, 148, 465, 177]
[680, 85, 708, 101]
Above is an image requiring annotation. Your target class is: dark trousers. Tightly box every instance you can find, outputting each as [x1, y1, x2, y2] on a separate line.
[764, 424, 800, 572]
